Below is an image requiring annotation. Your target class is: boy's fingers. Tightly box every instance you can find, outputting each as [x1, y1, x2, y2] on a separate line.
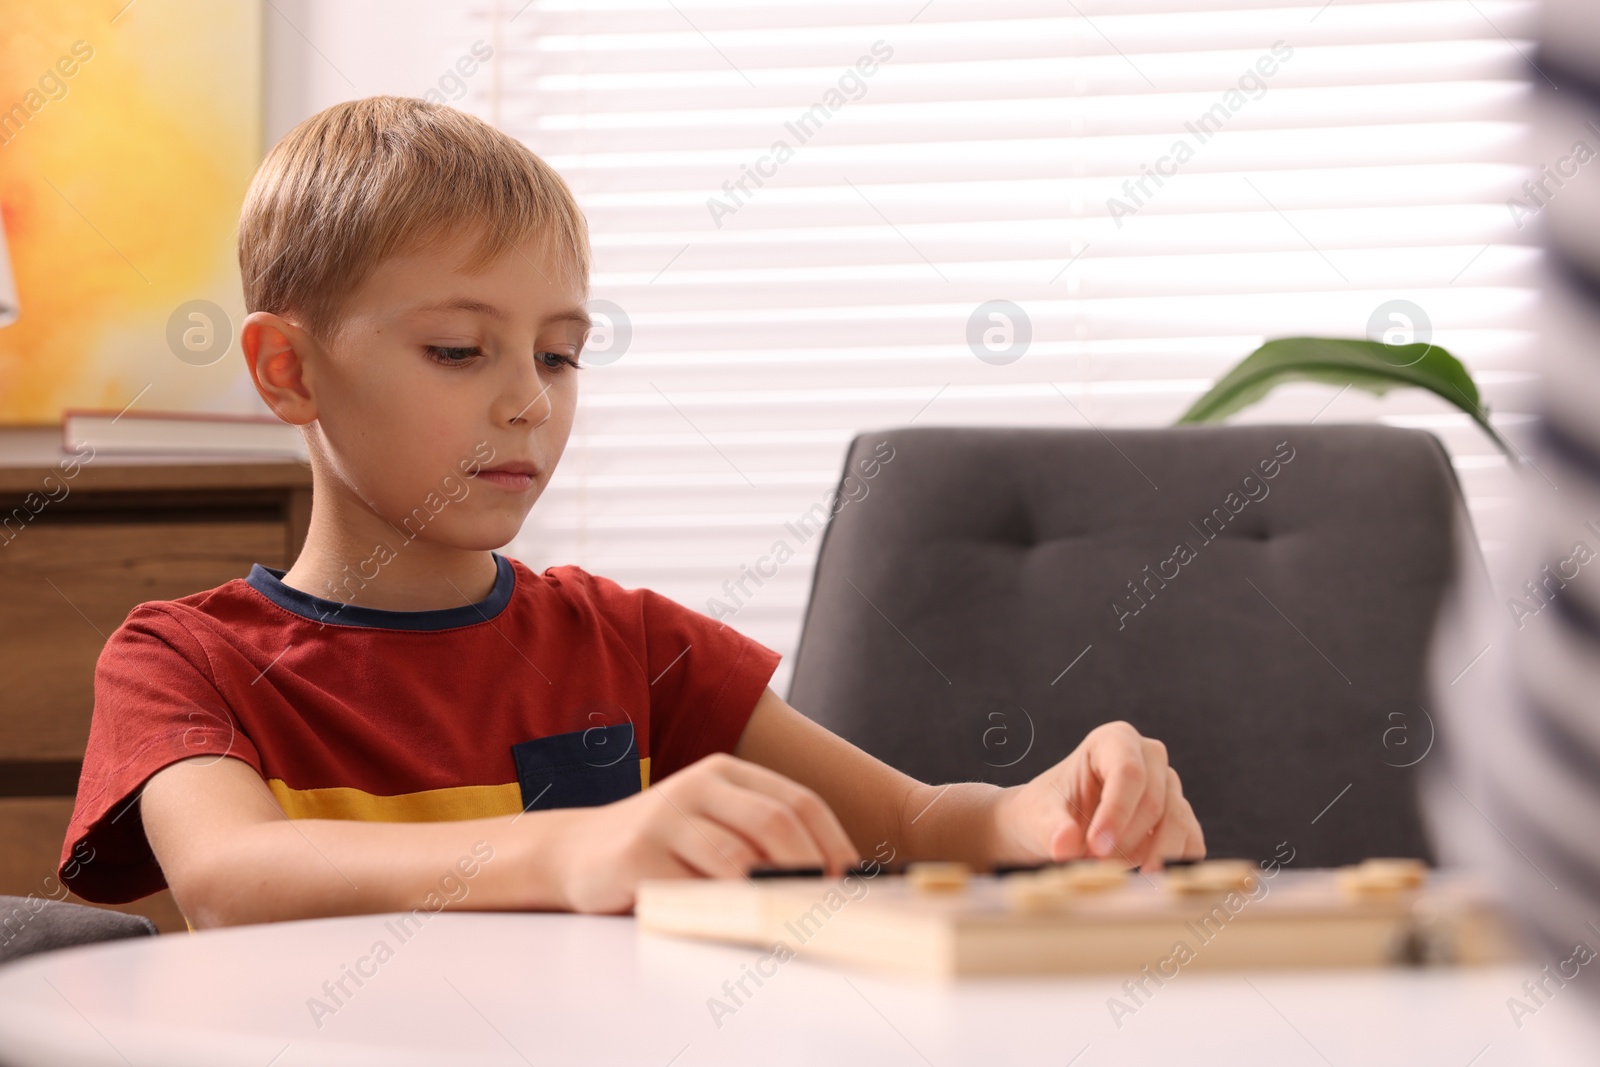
[1181, 791, 1207, 859]
[1137, 770, 1192, 872]
[708, 756, 860, 872]
[1113, 739, 1170, 856]
[1082, 725, 1149, 857]
[690, 775, 836, 872]
[1172, 778, 1204, 861]
[1046, 808, 1088, 862]
[670, 817, 761, 879]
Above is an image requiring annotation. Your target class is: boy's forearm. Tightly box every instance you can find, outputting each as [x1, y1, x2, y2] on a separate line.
[892, 781, 1015, 869]
[184, 810, 572, 927]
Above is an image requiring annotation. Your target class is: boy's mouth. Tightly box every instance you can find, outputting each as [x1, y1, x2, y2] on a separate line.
[472, 463, 538, 491]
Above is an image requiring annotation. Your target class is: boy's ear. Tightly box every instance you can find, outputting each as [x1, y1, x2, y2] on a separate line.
[241, 311, 318, 426]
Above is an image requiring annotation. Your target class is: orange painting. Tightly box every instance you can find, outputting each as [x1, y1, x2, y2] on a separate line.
[0, 0, 260, 424]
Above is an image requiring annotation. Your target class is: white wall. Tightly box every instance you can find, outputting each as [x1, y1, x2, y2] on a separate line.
[262, 0, 484, 151]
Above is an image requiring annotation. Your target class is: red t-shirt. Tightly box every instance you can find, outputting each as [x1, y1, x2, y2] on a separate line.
[61, 555, 781, 904]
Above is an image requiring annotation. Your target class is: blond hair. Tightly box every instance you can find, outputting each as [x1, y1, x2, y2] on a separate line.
[239, 96, 589, 339]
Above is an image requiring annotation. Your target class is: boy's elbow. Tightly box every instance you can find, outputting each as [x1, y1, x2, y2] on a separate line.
[163, 829, 288, 929]
[167, 855, 253, 929]
[141, 756, 301, 928]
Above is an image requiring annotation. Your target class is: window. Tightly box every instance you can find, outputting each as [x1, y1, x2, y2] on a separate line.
[465, 0, 1539, 693]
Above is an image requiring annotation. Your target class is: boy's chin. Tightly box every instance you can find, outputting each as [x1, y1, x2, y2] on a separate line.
[452, 527, 526, 553]
[416, 517, 529, 554]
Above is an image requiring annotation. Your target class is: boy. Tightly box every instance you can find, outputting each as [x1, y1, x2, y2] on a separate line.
[60, 97, 1203, 927]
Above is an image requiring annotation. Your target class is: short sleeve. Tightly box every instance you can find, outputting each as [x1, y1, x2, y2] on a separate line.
[571, 571, 781, 781]
[638, 588, 781, 778]
[61, 607, 261, 904]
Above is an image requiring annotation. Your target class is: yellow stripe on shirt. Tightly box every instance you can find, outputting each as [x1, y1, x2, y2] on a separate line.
[265, 757, 651, 821]
[266, 779, 523, 821]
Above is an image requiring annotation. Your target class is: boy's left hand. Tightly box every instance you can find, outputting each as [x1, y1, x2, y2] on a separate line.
[994, 721, 1204, 872]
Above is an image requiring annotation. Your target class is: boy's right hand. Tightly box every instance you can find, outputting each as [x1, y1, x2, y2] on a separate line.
[548, 752, 860, 914]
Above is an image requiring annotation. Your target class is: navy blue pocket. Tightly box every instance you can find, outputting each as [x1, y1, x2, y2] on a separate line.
[511, 723, 640, 812]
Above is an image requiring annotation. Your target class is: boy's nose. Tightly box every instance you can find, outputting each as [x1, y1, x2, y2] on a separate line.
[506, 382, 553, 428]
[501, 357, 555, 428]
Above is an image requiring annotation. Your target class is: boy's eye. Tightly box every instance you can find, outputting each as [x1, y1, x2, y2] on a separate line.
[426, 345, 481, 365]
[539, 351, 583, 371]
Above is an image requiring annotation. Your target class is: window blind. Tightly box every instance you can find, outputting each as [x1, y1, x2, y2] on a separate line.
[460, 0, 1539, 694]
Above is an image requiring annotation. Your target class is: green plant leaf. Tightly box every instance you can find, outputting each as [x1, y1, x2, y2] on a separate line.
[1176, 336, 1513, 458]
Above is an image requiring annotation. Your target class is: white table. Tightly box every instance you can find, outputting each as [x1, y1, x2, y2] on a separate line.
[0, 912, 1593, 1066]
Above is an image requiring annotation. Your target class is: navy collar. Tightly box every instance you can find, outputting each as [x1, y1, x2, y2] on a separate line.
[246, 553, 516, 630]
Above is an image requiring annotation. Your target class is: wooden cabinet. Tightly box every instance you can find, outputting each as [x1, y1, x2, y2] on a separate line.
[0, 428, 310, 932]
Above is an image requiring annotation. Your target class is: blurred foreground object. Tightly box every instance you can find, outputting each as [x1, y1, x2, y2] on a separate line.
[1427, 0, 1600, 1005]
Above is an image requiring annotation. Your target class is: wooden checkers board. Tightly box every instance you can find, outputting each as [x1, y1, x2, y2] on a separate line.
[635, 862, 1520, 978]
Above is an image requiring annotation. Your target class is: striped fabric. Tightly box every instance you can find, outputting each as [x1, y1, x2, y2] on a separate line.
[1429, 0, 1600, 993]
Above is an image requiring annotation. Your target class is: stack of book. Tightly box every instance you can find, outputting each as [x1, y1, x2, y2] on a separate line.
[61, 410, 305, 458]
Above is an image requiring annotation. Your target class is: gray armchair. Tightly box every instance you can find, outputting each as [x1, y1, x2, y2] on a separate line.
[0, 896, 156, 965]
[788, 424, 1478, 868]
